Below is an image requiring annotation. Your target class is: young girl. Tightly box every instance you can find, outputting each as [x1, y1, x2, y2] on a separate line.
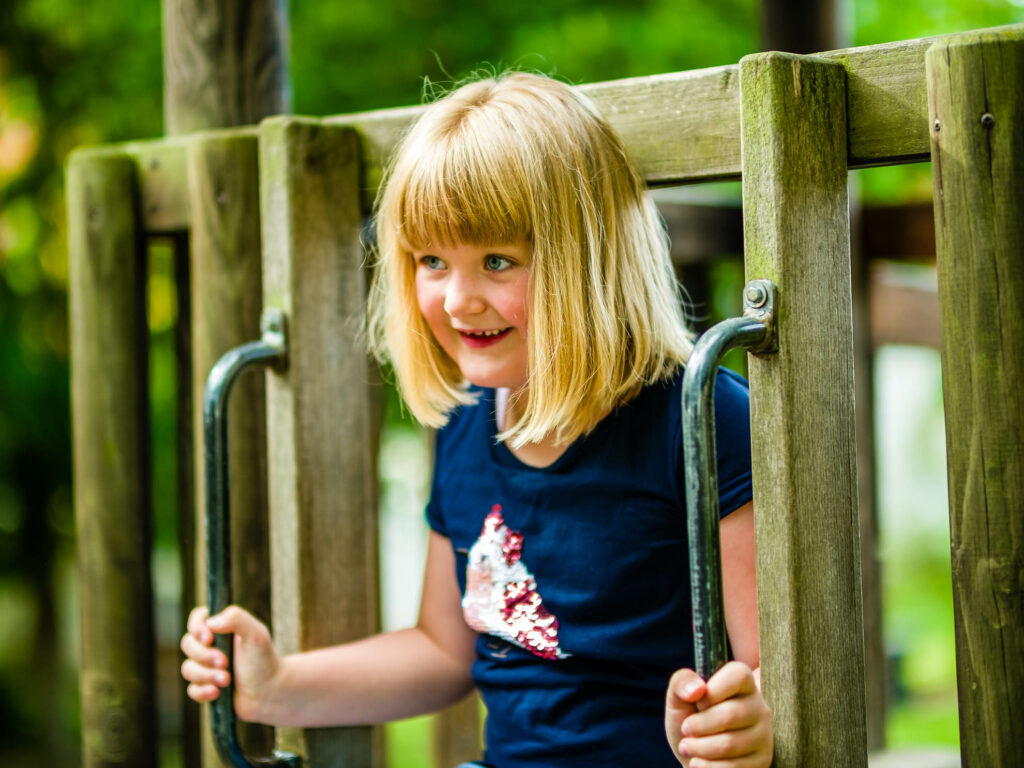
[181, 72, 773, 768]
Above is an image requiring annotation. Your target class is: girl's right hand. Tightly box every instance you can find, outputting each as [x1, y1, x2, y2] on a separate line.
[180, 605, 281, 722]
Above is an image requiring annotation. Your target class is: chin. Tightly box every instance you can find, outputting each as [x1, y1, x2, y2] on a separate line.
[464, 371, 526, 390]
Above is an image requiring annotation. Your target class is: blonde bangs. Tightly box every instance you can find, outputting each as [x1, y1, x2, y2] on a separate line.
[388, 105, 534, 252]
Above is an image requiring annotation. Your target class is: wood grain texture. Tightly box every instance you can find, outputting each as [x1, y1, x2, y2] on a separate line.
[259, 118, 381, 766]
[130, 25, 1022, 232]
[187, 132, 274, 764]
[135, 138, 192, 234]
[926, 29, 1024, 768]
[163, 0, 290, 135]
[170, 230, 202, 768]
[740, 53, 867, 767]
[68, 149, 157, 767]
[851, 197, 885, 751]
[431, 693, 483, 767]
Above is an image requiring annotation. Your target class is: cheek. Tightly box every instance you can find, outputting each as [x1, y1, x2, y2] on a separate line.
[414, 278, 440, 323]
[415, 279, 452, 348]
[502, 277, 531, 327]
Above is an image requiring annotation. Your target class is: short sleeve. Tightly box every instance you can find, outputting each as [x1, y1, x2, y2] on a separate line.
[711, 368, 753, 516]
[424, 428, 449, 536]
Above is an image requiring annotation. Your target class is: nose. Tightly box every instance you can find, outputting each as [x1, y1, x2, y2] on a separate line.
[444, 272, 486, 318]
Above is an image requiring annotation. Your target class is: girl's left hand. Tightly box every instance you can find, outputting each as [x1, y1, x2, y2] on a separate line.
[664, 661, 773, 767]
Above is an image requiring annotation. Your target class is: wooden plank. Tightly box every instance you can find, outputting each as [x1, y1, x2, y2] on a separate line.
[127, 25, 1022, 232]
[926, 28, 1024, 767]
[431, 694, 482, 767]
[740, 52, 867, 767]
[259, 117, 381, 766]
[170, 230, 202, 768]
[326, 25, 1018, 191]
[68, 148, 157, 767]
[163, 0, 289, 135]
[850, 195, 885, 751]
[187, 132, 275, 765]
[134, 138, 191, 234]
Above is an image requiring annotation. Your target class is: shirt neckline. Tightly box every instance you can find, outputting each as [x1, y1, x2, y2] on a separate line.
[484, 389, 587, 472]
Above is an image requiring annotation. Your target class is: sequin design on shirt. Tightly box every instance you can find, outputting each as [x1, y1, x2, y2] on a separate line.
[462, 505, 569, 660]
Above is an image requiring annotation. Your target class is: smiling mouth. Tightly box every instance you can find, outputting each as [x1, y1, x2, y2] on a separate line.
[458, 327, 512, 346]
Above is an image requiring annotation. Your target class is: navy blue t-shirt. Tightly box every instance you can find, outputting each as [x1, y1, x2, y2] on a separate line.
[426, 367, 753, 768]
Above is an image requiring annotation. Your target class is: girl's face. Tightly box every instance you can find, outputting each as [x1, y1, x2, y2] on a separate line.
[414, 241, 531, 391]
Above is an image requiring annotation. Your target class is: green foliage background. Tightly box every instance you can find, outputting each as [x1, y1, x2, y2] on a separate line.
[0, 0, 1020, 764]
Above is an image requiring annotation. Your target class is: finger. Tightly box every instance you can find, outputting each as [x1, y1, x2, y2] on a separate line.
[207, 605, 265, 639]
[187, 682, 222, 703]
[181, 659, 232, 688]
[681, 725, 765, 762]
[667, 668, 707, 707]
[180, 633, 228, 669]
[702, 661, 757, 706]
[688, 755, 768, 768]
[683, 698, 762, 738]
[187, 606, 213, 643]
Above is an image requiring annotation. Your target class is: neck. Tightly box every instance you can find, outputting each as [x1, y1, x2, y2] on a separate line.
[496, 388, 572, 468]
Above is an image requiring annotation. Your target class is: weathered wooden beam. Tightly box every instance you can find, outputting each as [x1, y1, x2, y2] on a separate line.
[259, 118, 381, 766]
[741, 52, 867, 766]
[163, 0, 290, 135]
[187, 131, 274, 765]
[169, 229, 202, 768]
[926, 28, 1024, 767]
[68, 149, 157, 767]
[761, 0, 840, 54]
[129, 25, 1023, 232]
[850, 191, 885, 752]
[431, 695, 482, 767]
[330, 25, 1021, 191]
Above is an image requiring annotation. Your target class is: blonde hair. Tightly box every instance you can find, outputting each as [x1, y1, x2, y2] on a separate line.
[367, 71, 693, 447]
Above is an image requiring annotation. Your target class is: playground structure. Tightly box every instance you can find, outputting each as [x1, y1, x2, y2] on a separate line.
[67, 23, 1023, 768]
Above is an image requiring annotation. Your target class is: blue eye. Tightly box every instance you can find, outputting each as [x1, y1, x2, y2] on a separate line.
[419, 255, 445, 270]
[485, 254, 512, 271]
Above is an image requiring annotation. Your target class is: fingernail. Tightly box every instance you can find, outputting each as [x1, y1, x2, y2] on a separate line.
[682, 681, 700, 697]
[216, 672, 229, 685]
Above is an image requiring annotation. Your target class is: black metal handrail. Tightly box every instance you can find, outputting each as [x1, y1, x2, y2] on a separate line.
[203, 308, 300, 768]
[682, 280, 777, 680]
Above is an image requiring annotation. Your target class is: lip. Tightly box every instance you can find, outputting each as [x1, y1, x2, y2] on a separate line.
[458, 328, 512, 348]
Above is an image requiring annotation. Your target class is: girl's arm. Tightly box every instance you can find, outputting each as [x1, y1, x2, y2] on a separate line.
[182, 530, 477, 727]
[664, 501, 773, 767]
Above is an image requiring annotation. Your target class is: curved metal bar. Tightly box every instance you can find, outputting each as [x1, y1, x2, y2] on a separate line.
[682, 280, 776, 680]
[203, 308, 300, 768]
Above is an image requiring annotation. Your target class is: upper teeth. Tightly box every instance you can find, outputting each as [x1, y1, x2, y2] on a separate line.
[469, 329, 505, 337]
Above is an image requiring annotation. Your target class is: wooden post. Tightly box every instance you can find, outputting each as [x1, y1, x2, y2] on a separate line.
[926, 29, 1024, 767]
[68, 149, 157, 767]
[187, 131, 275, 765]
[432, 696, 482, 767]
[850, 194, 886, 752]
[169, 228, 203, 768]
[740, 52, 867, 766]
[163, 0, 290, 135]
[259, 118, 381, 766]
[761, 0, 840, 55]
